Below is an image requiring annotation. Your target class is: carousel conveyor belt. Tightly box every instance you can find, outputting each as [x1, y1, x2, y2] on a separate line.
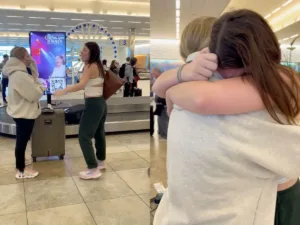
[0, 97, 150, 136]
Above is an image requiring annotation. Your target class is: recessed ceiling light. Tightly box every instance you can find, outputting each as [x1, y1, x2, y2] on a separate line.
[110, 21, 124, 23]
[91, 20, 105, 22]
[290, 34, 298, 38]
[71, 19, 86, 21]
[50, 18, 66, 20]
[283, 0, 293, 7]
[26, 24, 40, 26]
[272, 7, 281, 14]
[6, 15, 23, 18]
[45, 25, 57, 27]
[112, 27, 123, 29]
[128, 21, 141, 23]
[8, 28, 20, 30]
[7, 23, 22, 25]
[62, 25, 75, 27]
[29, 17, 46, 19]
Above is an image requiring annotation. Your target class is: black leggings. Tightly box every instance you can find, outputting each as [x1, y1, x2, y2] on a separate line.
[275, 179, 300, 225]
[14, 118, 35, 172]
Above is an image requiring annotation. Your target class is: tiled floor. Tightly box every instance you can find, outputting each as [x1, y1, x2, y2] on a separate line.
[150, 128, 168, 223]
[0, 132, 150, 225]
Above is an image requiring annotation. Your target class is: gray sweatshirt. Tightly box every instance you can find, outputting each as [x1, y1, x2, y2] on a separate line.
[154, 54, 300, 225]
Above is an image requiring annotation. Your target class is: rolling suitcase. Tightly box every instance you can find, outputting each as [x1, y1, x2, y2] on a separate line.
[64, 104, 85, 124]
[31, 108, 65, 162]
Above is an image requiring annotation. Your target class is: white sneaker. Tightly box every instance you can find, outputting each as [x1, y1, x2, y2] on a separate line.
[79, 169, 102, 180]
[15, 168, 39, 179]
[97, 160, 106, 170]
[25, 158, 32, 166]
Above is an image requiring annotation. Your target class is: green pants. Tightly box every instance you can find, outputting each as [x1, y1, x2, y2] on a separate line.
[79, 97, 107, 169]
[275, 179, 300, 225]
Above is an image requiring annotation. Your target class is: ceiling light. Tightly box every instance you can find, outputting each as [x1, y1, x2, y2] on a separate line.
[128, 21, 141, 23]
[29, 17, 46, 19]
[8, 29, 20, 30]
[176, 0, 180, 9]
[110, 21, 124, 23]
[45, 25, 57, 27]
[62, 25, 75, 28]
[142, 28, 150, 30]
[264, 14, 271, 19]
[145, 22, 150, 24]
[138, 33, 149, 35]
[290, 34, 298, 38]
[282, 0, 293, 7]
[283, 37, 289, 41]
[71, 19, 86, 21]
[176, 17, 180, 24]
[91, 20, 105, 22]
[26, 24, 40, 26]
[112, 27, 123, 29]
[6, 16, 23, 18]
[272, 7, 281, 14]
[7, 23, 22, 25]
[50, 18, 66, 20]
[176, 10, 180, 17]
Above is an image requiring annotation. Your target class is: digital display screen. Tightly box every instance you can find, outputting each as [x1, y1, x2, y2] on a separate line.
[29, 32, 67, 94]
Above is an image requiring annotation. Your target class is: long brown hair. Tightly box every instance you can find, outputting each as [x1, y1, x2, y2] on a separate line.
[85, 42, 105, 77]
[209, 9, 300, 125]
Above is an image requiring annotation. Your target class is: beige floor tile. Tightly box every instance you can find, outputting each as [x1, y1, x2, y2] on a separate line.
[25, 177, 83, 211]
[0, 184, 26, 216]
[108, 158, 149, 171]
[0, 138, 15, 151]
[0, 165, 23, 186]
[117, 168, 150, 195]
[0, 213, 27, 225]
[27, 204, 96, 225]
[64, 145, 83, 159]
[87, 195, 150, 225]
[106, 152, 140, 163]
[73, 172, 135, 202]
[0, 150, 15, 166]
[65, 157, 113, 176]
[24, 160, 70, 183]
[135, 150, 150, 162]
[106, 145, 131, 154]
[139, 193, 150, 207]
[126, 143, 149, 151]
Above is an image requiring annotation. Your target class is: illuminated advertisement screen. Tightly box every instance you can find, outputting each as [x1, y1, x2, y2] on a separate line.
[29, 32, 67, 94]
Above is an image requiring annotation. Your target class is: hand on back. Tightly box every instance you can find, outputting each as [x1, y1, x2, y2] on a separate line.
[181, 48, 218, 82]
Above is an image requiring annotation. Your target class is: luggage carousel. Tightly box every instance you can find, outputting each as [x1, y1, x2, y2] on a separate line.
[0, 97, 150, 136]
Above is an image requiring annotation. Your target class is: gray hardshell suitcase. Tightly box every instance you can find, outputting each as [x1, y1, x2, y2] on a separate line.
[31, 108, 65, 162]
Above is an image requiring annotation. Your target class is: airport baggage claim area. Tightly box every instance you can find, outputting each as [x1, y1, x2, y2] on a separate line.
[0, 2, 150, 224]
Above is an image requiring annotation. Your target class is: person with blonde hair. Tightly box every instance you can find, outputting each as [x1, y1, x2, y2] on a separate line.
[153, 16, 217, 97]
[2, 47, 44, 179]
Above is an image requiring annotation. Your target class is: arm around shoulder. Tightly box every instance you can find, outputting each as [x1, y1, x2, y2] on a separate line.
[167, 76, 265, 115]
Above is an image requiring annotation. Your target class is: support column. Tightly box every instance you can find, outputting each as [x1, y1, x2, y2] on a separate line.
[128, 28, 136, 58]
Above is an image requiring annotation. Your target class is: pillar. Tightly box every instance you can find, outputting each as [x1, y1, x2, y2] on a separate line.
[128, 28, 136, 58]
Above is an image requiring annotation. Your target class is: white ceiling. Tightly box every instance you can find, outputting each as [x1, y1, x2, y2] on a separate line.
[0, 0, 150, 46]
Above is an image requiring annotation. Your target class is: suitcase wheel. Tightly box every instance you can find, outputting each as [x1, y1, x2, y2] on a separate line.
[59, 154, 65, 160]
[32, 157, 37, 162]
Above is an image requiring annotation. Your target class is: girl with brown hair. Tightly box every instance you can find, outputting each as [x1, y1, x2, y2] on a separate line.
[153, 9, 300, 225]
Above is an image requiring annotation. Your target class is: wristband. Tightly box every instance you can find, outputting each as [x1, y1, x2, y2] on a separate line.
[177, 62, 191, 83]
